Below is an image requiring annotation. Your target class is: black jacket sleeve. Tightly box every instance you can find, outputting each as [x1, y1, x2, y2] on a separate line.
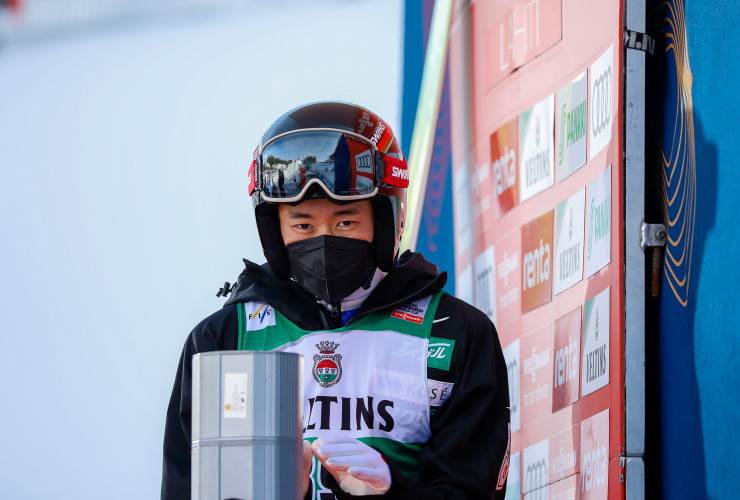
[160, 305, 239, 500]
[325, 294, 511, 500]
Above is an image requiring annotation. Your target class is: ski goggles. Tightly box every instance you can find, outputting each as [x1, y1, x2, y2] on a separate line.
[247, 128, 409, 203]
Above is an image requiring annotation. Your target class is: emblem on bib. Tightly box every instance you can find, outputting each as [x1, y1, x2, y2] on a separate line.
[313, 341, 343, 387]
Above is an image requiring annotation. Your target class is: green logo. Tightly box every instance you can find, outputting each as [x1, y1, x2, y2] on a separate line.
[427, 337, 456, 371]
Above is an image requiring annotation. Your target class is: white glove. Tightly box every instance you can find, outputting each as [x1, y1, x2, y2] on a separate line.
[312, 436, 391, 495]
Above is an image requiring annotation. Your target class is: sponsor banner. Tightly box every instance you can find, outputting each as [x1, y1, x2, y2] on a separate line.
[457, 263, 474, 305]
[585, 165, 612, 277]
[557, 71, 588, 180]
[495, 227, 522, 328]
[490, 117, 519, 217]
[474, 245, 497, 323]
[522, 438, 549, 496]
[552, 307, 582, 412]
[520, 324, 553, 427]
[581, 287, 610, 397]
[520, 94, 555, 201]
[549, 474, 579, 500]
[554, 188, 585, 294]
[580, 409, 609, 498]
[484, 0, 563, 89]
[503, 339, 521, 432]
[453, 162, 474, 257]
[521, 210, 554, 313]
[549, 424, 579, 483]
[589, 45, 614, 159]
[504, 451, 521, 500]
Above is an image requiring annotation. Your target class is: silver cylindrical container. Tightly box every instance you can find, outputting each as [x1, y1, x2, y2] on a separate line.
[192, 351, 304, 500]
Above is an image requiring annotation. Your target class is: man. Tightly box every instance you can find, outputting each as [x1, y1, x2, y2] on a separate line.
[162, 102, 510, 499]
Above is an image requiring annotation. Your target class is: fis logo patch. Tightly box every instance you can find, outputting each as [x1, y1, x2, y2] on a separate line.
[313, 341, 342, 388]
[392, 295, 433, 324]
[244, 302, 276, 331]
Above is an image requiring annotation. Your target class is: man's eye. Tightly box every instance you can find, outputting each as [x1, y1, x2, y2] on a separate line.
[296, 223, 312, 230]
[338, 220, 354, 228]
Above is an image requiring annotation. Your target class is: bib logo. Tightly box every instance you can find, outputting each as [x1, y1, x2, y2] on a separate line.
[244, 302, 276, 331]
[313, 341, 343, 388]
[392, 295, 432, 324]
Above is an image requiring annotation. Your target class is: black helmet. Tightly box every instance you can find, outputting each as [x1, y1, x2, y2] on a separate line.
[248, 101, 408, 278]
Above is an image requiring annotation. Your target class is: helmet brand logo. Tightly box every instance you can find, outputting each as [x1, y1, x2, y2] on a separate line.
[383, 156, 409, 188]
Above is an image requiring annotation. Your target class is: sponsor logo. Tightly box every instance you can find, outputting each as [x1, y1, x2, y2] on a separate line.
[585, 344, 607, 383]
[558, 242, 582, 282]
[392, 297, 431, 323]
[427, 379, 454, 407]
[559, 100, 588, 166]
[355, 150, 373, 174]
[356, 110, 374, 135]
[524, 459, 548, 499]
[581, 439, 608, 493]
[371, 121, 387, 146]
[551, 446, 577, 480]
[303, 395, 394, 433]
[392, 165, 409, 180]
[428, 337, 456, 371]
[493, 145, 516, 196]
[523, 347, 550, 383]
[587, 196, 611, 258]
[553, 335, 579, 389]
[498, 251, 518, 287]
[524, 151, 551, 188]
[522, 238, 551, 291]
[312, 341, 343, 388]
[245, 302, 276, 330]
[592, 66, 612, 136]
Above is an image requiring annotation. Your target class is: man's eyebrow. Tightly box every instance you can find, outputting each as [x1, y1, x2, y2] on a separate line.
[286, 207, 362, 219]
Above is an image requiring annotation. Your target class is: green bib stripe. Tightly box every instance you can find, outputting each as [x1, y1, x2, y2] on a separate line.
[237, 290, 447, 350]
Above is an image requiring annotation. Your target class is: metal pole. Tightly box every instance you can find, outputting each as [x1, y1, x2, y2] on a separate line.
[192, 351, 304, 500]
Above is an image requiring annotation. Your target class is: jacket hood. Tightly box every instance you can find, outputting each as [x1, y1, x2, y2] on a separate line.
[222, 251, 447, 330]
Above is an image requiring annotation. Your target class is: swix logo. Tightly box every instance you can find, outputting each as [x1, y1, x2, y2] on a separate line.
[392, 166, 409, 180]
[371, 121, 386, 145]
[244, 302, 276, 330]
[427, 337, 455, 371]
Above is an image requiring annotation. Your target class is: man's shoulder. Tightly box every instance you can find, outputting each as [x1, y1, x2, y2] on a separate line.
[436, 292, 495, 328]
[188, 302, 242, 351]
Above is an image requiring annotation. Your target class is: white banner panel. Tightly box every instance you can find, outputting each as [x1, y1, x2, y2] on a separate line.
[589, 45, 614, 159]
[519, 94, 555, 201]
[585, 164, 612, 277]
[581, 287, 610, 397]
[557, 71, 588, 180]
[554, 187, 586, 294]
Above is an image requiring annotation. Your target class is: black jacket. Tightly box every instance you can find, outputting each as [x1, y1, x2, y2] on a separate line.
[161, 252, 510, 499]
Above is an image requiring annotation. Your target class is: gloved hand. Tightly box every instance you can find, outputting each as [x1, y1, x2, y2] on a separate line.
[302, 440, 313, 498]
[312, 436, 391, 496]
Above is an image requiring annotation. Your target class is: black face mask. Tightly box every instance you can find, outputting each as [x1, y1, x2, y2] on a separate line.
[285, 235, 377, 305]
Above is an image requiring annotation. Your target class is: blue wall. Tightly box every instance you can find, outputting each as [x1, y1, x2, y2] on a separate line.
[650, 1, 740, 497]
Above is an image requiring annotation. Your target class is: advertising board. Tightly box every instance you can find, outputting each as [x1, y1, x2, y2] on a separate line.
[448, 0, 624, 496]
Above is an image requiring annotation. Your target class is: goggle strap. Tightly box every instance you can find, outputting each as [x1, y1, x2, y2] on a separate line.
[382, 156, 410, 188]
[247, 159, 257, 196]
